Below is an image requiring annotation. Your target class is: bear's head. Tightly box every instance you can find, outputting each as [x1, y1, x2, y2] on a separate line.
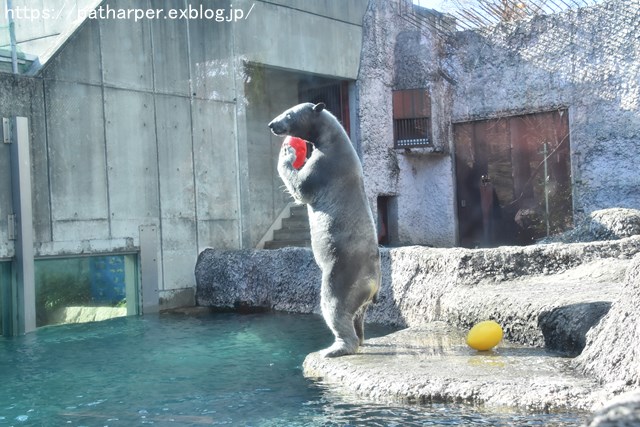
[268, 102, 326, 142]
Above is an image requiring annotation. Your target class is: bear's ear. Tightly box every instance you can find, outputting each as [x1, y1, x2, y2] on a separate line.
[312, 102, 326, 113]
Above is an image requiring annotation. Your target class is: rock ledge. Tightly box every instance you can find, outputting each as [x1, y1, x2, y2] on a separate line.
[195, 237, 640, 423]
[303, 323, 599, 411]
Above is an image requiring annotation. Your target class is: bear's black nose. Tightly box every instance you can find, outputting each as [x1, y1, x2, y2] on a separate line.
[268, 120, 284, 135]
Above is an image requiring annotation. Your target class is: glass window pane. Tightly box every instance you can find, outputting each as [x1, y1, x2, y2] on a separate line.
[34, 255, 138, 328]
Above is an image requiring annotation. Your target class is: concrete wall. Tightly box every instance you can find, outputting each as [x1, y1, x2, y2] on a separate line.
[0, 75, 46, 260]
[235, 0, 364, 78]
[358, 0, 639, 247]
[0, 0, 368, 304]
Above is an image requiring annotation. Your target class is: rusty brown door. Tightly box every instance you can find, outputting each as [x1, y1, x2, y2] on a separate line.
[454, 110, 572, 248]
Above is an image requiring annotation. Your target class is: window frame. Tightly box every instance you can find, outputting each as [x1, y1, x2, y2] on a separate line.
[392, 88, 433, 149]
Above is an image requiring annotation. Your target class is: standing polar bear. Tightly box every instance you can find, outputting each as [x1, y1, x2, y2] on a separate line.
[268, 102, 381, 358]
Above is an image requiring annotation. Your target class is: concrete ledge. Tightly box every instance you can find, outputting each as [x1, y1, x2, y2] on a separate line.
[159, 287, 195, 311]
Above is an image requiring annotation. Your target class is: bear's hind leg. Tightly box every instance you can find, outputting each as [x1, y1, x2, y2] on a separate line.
[320, 304, 359, 358]
[354, 305, 367, 346]
[353, 277, 378, 346]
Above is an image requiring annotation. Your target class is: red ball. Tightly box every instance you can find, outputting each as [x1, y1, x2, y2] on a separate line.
[283, 136, 307, 169]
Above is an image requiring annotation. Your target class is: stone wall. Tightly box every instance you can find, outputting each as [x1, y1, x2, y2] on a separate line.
[357, 0, 640, 247]
[356, 0, 457, 247]
[448, 0, 640, 220]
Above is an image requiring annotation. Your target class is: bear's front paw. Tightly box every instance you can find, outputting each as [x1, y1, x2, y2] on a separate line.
[279, 144, 297, 166]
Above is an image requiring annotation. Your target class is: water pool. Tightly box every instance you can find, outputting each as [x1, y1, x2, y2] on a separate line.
[0, 312, 588, 426]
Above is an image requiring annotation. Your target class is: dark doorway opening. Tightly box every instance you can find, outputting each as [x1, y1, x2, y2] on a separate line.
[377, 196, 390, 245]
[376, 195, 398, 246]
[454, 110, 572, 248]
[298, 77, 350, 135]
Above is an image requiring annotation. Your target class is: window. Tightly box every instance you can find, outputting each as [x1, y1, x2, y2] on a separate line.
[34, 254, 138, 327]
[393, 89, 432, 148]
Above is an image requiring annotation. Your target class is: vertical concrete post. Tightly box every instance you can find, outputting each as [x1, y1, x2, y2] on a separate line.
[139, 225, 159, 313]
[124, 255, 138, 316]
[8, 116, 36, 334]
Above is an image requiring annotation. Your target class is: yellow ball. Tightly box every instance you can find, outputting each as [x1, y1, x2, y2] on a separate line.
[466, 320, 503, 351]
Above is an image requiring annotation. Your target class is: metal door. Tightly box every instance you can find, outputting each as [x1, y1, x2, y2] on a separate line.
[454, 110, 572, 247]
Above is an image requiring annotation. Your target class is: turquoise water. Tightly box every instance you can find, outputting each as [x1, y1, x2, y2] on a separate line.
[0, 313, 588, 426]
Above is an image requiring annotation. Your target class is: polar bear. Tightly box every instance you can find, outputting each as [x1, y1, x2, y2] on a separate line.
[268, 102, 381, 357]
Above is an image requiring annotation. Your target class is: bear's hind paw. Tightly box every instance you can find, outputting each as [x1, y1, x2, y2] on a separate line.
[320, 343, 357, 358]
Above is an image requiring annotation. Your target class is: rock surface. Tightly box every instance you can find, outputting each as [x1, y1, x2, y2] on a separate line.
[574, 252, 640, 389]
[371, 243, 634, 356]
[541, 208, 640, 244]
[303, 323, 599, 411]
[584, 390, 640, 427]
[195, 247, 321, 313]
[195, 236, 640, 413]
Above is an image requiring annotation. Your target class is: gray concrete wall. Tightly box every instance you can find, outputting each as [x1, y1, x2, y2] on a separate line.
[358, 0, 639, 247]
[0, 75, 46, 259]
[0, 0, 367, 303]
[235, 0, 365, 79]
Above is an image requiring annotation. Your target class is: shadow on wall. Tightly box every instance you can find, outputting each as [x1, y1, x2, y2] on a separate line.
[538, 301, 611, 356]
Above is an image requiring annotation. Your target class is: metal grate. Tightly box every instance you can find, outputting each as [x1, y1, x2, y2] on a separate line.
[394, 117, 432, 148]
